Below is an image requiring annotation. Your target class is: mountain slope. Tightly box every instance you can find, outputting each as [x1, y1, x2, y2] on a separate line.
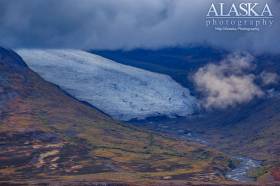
[182, 97, 280, 182]
[95, 47, 280, 183]
[0, 47, 234, 185]
[16, 49, 197, 121]
[91, 47, 227, 89]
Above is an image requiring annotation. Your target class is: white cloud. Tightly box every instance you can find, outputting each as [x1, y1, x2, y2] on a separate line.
[260, 71, 279, 86]
[193, 53, 264, 109]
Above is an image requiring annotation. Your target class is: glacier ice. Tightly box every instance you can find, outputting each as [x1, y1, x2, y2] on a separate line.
[17, 49, 197, 121]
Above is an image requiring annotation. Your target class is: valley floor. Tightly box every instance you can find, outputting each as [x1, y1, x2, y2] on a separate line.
[130, 117, 280, 185]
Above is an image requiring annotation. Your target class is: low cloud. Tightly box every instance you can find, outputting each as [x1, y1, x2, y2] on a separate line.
[260, 71, 279, 86]
[193, 53, 264, 109]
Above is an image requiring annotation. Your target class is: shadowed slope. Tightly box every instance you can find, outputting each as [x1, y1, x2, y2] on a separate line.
[0, 48, 234, 185]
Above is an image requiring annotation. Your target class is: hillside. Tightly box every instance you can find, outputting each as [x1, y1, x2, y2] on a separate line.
[92, 47, 280, 183]
[0, 47, 236, 185]
[181, 96, 280, 183]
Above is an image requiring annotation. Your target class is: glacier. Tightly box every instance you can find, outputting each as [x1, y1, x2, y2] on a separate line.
[17, 49, 197, 121]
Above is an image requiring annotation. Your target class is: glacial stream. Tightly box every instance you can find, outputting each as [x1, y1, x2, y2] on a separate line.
[225, 156, 262, 182]
[175, 129, 262, 182]
[132, 121, 262, 182]
[178, 130, 261, 182]
[176, 129, 262, 182]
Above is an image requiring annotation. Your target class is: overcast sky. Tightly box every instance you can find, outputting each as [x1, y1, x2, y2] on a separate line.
[0, 0, 279, 53]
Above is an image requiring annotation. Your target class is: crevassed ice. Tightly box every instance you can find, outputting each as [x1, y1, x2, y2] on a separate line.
[17, 49, 197, 121]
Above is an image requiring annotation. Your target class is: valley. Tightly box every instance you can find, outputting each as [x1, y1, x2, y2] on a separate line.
[131, 119, 263, 183]
[1, 1, 279, 185]
[0, 46, 279, 185]
[0, 48, 239, 185]
[130, 113, 280, 184]
[93, 47, 280, 184]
